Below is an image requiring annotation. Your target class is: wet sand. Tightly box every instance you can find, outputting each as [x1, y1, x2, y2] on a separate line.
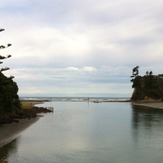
[0, 100, 48, 148]
[0, 117, 40, 148]
[133, 102, 163, 109]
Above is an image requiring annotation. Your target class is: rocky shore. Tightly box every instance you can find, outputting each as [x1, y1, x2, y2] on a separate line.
[0, 106, 52, 125]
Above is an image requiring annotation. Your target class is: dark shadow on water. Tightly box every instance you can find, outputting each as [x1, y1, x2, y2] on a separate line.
[0, 138, 19, 161]
[132, 105, 163, 128]
[131, 105, 163, 141]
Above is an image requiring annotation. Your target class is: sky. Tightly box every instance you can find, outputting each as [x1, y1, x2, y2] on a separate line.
[0, 0, 163, 97]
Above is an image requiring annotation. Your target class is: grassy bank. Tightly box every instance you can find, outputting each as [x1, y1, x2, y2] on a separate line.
[0, 100, 52, 126]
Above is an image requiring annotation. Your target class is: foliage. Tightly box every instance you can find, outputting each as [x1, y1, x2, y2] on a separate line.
[131, 66, 163, 101]
[21, 102, 35, 109]
[0, 29, 20, 116]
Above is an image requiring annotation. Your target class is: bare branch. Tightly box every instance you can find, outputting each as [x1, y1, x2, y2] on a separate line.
[0, 45, 5, 49]
[0, 55, 5, 59]
[7, 43, 12, 47]
[0, 67, 10, 72]
[0, 28, 5, 32]
[9, 76, 15, 79]
[0, 44, 12, 49]
[7, 55, 12, 58]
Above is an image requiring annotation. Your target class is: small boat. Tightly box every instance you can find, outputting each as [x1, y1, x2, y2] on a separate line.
[93, 100, 100, 103]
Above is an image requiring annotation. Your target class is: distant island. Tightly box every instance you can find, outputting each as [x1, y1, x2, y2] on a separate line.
[131, 66, 163, 101]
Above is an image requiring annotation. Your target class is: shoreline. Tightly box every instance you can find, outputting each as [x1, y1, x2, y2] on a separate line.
[132, 101, 163, 109]
[21, 99, 49, 104]
[0, 100, 52, 148]
[0, 117, 40, 148]
[1, 99, 163, 148]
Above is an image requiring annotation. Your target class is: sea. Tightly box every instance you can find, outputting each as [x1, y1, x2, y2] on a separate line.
[1, 97, 163, 163]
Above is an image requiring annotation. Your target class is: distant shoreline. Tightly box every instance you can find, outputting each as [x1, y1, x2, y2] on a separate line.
[21, 99, 49, 105]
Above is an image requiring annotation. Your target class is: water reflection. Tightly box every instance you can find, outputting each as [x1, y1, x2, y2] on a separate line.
[2, 103, 163, 163]
[132, 105, 163, 127]
[132, 105, 163, 141]
[0, 138, 19, 161]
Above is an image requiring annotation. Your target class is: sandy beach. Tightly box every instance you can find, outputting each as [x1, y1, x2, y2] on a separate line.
[0, 117, 40, 148]
[132, 102, 163, 109]
[0, 100, 52, 148]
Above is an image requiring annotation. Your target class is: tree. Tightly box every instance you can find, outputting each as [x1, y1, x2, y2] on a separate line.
[146, 71, 149, 76]
[149, 71, 153, 76]
[130, 66, 140, 84]
[0, 29, 20, 115]
[131, 67, 163, 101]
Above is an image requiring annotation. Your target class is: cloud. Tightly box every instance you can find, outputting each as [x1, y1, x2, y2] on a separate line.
[1, 0, 163, 96]
[4, 66, 132, 96]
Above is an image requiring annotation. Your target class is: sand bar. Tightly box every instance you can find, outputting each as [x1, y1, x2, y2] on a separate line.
[0, 117, 39, 148]
[133, 102, 163, 109]
[0, 100, 48, 148]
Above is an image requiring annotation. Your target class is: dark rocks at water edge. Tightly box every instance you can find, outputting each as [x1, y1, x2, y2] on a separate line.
[0, 106, 52, 125]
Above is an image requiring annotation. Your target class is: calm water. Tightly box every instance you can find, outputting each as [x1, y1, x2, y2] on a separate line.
[1, 102, 163, 163]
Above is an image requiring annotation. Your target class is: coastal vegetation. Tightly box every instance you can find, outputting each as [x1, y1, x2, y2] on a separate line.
[0, 29, 20, 117]
[131, 66, 163, 101]
[0, 29, 51, 125]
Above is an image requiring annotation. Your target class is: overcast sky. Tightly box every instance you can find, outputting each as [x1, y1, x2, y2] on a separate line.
[0, 0, 163, 97]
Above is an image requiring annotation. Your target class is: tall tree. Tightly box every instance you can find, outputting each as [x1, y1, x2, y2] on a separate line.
[130, 66, 139, 83]
[0, 29, 20, 115]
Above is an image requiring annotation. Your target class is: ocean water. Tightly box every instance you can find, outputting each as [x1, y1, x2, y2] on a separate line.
[1, 100, 163, 163]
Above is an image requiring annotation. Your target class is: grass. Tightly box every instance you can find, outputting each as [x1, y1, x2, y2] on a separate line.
[21, 102, 35, 109]
[21, 101, 43, 109]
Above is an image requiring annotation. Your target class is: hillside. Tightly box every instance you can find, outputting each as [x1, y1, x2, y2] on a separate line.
[131, 73, 163, 101]
[0, 72, 20, 115]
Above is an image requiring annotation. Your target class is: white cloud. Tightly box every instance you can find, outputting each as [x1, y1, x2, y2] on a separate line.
[3, 66, 131, 96]
[1, 0, 163, 96]
[66, 67, 79, 71]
